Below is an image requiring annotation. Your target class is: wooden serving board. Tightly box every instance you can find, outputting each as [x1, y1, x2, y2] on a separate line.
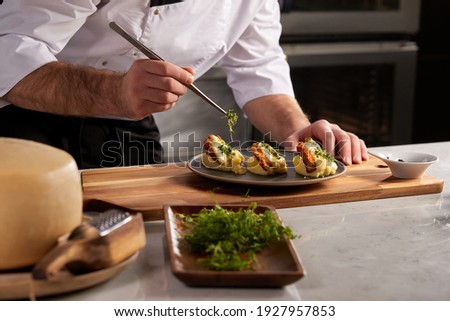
[0, 252, 138, 300]
[81, 156, 444, 221]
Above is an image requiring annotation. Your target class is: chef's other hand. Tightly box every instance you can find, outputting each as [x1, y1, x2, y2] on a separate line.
[284, 119, 368, 165]
[120, 59, 194, 119]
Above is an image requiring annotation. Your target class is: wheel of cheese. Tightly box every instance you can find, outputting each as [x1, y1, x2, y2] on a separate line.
[0, 138, 83, 270]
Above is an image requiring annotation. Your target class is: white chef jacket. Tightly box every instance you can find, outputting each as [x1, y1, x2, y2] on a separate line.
[0, 0, 294, 110]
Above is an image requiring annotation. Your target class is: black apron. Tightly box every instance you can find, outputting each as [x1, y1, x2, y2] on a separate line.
[0, 105, 163, 169]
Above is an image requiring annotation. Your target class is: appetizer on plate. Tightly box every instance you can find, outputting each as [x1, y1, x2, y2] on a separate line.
[293, 137, 338, 178]
[247, 142, 287, 176]
[201, 134, 246, 175]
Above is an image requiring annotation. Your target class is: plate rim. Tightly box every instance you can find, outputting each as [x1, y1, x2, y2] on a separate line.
[187, 150, 346, 186]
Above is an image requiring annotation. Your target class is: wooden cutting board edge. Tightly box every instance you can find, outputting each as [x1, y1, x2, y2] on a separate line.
[83, 176, 444, 221]
[81, 158, 444, 222]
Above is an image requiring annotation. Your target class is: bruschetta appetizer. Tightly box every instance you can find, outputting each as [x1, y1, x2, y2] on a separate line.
[201, 134, 246, 175]
[293, 137, 338, 178]
[247, 142, 287, 176]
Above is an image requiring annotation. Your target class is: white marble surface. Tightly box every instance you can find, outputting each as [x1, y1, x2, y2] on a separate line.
[52, 142, 450, 301]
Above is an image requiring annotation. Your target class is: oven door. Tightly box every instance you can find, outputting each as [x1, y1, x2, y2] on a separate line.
[279, 0, 421, 36]
[283, 41, 418, 146]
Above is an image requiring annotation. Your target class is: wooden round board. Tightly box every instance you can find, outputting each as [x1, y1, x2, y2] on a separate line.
[0, 252, 138, 300]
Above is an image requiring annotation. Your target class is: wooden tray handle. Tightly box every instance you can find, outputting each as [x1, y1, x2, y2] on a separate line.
[32, 213, 146, 280]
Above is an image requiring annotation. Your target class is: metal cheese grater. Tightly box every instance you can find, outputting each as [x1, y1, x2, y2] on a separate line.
[68, 209, 132, 240]
[32, 209, 146, 280]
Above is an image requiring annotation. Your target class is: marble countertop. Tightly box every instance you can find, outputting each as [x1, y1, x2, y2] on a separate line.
[53, 141, 450, 301]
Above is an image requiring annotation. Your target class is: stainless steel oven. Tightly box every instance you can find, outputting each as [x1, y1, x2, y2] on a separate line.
[282, 41, 417, 147]
[277, 0, 421, 147]
[279, 0, 421, 36]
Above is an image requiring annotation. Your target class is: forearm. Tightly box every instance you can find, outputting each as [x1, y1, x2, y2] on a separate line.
[3, 61, 124, 117]
[243, 94, 311, 143]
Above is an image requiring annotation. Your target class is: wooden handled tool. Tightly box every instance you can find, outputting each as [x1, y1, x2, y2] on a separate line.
[32, 209, 146, 280]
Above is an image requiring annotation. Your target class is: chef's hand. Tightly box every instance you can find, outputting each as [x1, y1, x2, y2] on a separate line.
[120, 59, 194, 119]
[284, 119, 368, 165]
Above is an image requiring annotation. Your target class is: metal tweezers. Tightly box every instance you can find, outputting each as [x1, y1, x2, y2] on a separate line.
[109, 21, 228, 116]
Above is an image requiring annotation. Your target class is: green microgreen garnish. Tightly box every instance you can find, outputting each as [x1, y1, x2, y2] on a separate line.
[255, 142, 282, 160]
[177, 202, 299, 271]
[225, 109, 238, 141]
[305, 137, 335, 163]
[218, 143, 233, 157]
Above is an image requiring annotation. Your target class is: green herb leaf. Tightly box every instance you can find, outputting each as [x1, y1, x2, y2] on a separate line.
[177, 203, 299, 271]
[225, 109, 238, 141]
[305, 137, 335, 163]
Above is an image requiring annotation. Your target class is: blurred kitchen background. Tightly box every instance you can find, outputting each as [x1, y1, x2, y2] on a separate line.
[154, 0, 450, 162]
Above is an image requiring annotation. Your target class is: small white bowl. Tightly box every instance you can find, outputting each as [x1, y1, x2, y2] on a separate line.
[369, 150, 439, 179]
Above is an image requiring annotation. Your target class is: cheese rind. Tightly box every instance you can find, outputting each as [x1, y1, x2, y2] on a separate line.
[0, 138, 83, 270]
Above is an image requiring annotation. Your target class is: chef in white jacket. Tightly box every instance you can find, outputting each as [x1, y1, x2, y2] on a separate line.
[0, 0, 367, 168]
